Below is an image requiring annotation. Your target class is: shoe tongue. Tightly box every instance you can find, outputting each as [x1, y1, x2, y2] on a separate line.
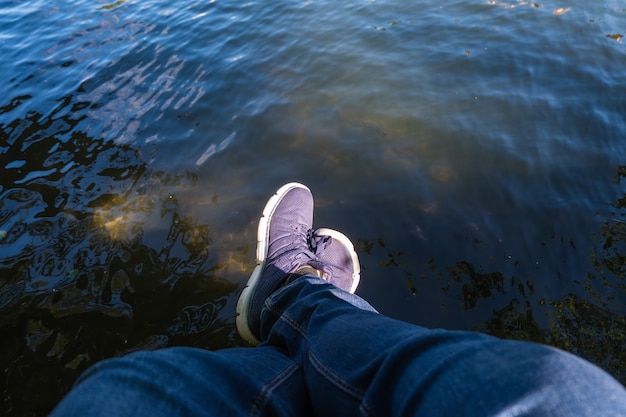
[306, 259, 332, 280]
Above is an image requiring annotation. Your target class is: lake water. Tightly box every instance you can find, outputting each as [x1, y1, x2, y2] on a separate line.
[2, 0, 626, 414]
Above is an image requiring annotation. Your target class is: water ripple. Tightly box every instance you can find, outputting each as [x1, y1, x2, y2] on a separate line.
[2, 0, 626, 414]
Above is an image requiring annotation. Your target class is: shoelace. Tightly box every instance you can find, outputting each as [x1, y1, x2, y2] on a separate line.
[305, 229, 333, 279]
[308, 229, 332, 258]
[269, 228, 318, 272]
[269, 228, 334, 278]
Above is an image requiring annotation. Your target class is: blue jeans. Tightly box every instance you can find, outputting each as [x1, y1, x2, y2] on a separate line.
[51, 276, 626, 416]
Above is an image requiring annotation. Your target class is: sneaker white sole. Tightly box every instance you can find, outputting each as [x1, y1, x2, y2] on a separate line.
[236, 182, 311, 345]
[315, 227, 361, 294]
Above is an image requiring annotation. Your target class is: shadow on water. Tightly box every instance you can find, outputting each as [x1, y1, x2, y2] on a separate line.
[0, 107, 245, 415]
[2, 103, 626, 413]
[356, 165, 626, 385]
[2, 105, 626, 413]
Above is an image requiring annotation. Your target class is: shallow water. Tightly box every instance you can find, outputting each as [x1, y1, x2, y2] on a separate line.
[2, 0, 626, 414]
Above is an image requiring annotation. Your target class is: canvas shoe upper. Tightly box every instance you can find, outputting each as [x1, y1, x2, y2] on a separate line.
[236, 182, 318, 345]
[310, 228, 360, 294]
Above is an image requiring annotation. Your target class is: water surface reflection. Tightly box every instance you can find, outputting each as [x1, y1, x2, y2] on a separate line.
[2, 0, 626, 415]
[0, 110, 243, 415]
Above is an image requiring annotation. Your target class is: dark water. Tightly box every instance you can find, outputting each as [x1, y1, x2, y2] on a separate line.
[2, 0, 626, 414]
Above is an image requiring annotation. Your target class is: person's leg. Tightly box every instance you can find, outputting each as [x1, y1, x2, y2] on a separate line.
[261, 275, 626, 417]
[50, 346, 313, 417]
[53, 180, 626, 417]
[50, 182, 319, 417]
[235, 182, 626, 416]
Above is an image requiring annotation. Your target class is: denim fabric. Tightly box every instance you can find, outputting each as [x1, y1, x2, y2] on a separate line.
[49, 345, 312, 417]
[51, 276, 626, 416]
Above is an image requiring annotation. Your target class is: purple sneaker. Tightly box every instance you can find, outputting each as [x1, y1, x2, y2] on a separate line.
[310, 228, 361, 294]
[236, 182, 319, 345]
